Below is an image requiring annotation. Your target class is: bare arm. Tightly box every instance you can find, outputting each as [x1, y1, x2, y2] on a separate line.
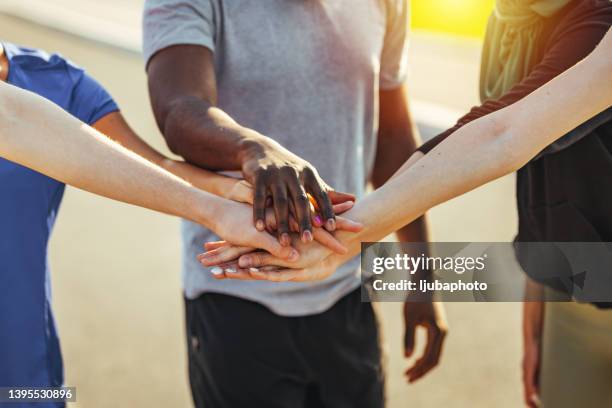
[0, 81, 296, 260]
[93, 111, 253, 204]
[93, 111, 356, 254]
[339, 31, 612, 251]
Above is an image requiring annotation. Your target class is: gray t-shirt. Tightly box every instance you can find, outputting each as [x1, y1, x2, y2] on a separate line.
[143, 0, 409, 316]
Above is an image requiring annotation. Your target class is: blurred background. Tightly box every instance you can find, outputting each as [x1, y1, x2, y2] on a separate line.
[0, 0, 520, 407]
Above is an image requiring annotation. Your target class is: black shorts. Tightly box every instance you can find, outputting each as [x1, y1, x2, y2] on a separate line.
[184, 288, 384, 408]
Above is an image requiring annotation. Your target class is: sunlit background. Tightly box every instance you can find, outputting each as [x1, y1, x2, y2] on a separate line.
[412, 0, 495, 37]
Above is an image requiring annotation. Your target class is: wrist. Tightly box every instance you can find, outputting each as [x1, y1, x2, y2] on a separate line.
[238, 129, 280, 165]
[189, 190, 222, 231]
[237, 130, 270, 164]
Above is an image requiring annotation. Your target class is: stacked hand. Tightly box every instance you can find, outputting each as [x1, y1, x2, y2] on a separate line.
[240, 137, 353, 244]
[198, 232, 340, 281]
[203, 169, 362, 274]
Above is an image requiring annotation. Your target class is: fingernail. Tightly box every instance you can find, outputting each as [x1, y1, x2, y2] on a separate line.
[225, 267, 237, 274]
[313, 215, 322, 226]
[326, 218, 336, 231]
[211, 267, 223, 276]
[289, 249, 299, 261]
[281, 233, 290, 246]
[249, 267, 259, 273]
[256, 220, 265, 231]
[302, 230, 313, 242]
[239, 257, 251, 268]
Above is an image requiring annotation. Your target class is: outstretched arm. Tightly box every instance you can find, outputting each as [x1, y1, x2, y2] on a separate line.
[337, 30, 611, 252]
[0, 81, 296, 260]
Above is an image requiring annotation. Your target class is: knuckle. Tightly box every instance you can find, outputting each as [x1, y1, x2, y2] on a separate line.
[280, 165, 299, 178]
[253, 254, 265, 265]
[301, 166, 316, 179]
[254, 167, 269, 179]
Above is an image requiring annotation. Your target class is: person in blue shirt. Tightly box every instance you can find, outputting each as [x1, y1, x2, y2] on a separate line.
[0, 42, 268, 407]
[0, 43, 120, 402]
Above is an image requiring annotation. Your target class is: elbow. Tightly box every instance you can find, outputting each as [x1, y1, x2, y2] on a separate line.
[496, 132, 528, 174]
[494, 126, 538, 175]
[483, 111, 531, 175]
[163, 127, 185, 157]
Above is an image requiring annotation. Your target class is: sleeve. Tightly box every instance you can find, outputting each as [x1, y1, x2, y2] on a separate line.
[67, 67, 119, 126]
[379, 0, 410, 90]
[418, 4, 612, 157]
[142, 0, 216, 67]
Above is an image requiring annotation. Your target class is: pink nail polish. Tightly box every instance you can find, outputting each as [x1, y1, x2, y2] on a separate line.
[240, 257, 251, 268]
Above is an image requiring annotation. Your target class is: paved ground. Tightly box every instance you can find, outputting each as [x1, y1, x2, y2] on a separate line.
[1, 10, 522, 408]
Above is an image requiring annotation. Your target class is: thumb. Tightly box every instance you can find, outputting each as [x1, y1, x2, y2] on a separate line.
[258, 232, 299, 261]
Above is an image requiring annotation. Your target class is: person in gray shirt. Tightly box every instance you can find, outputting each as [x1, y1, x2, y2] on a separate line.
[143, 0, 447, 406]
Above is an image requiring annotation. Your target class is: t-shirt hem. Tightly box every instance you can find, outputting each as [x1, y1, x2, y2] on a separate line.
[143, 38, 215, 68]
[89, 104, 120, 126]
[379, 79, 406, 91]
[183, 278, 363, 317]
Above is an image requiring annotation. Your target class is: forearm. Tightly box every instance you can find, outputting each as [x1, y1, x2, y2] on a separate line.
[371, 132, 417, 188]
[93, 112, 244, 200]
[332, 49, 611, 262]
[0, 83, 220, 227]
[161, 96, 274, 170]
[120, 140, 242, 200]
[373, 129, 430, 274]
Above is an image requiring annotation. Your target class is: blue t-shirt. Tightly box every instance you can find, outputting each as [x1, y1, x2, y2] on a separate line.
[0, 43, 118, 404]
